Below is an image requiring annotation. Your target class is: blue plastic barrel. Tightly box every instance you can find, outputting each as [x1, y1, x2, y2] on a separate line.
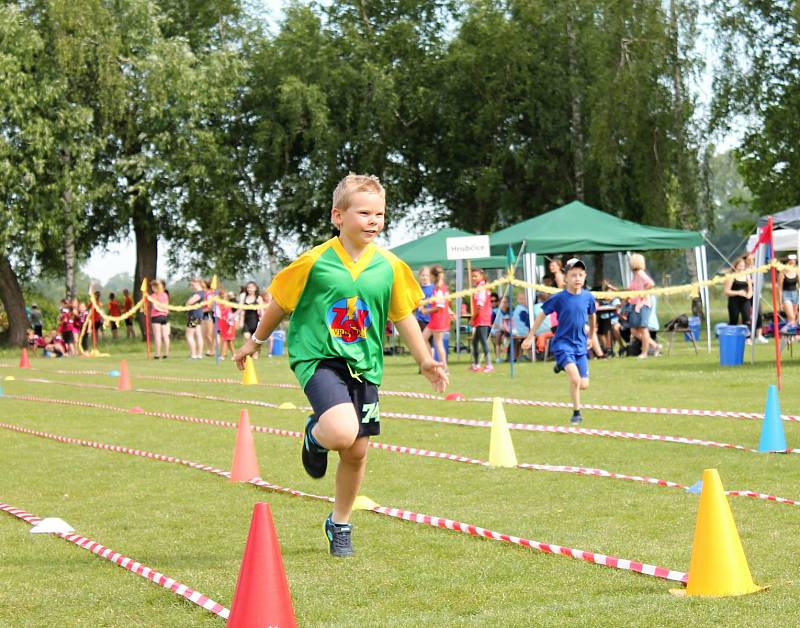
[432, 332, 449, 362]
[718, 324, 748, 366]
[685, 316, 701, 341]
[270, 330, 285, 356]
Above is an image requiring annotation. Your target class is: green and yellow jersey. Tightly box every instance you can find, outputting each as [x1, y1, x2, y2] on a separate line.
[269, 236, 422, 388]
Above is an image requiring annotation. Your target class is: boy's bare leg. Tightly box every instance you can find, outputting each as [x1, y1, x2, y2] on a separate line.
[564, 362, 589, 411]
[312, 402, 363, 523]
[333, 437, 369, 523]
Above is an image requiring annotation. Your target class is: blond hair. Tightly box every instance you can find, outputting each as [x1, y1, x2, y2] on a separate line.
[630, 253, 646, 271]
[332, 173, 385, 210]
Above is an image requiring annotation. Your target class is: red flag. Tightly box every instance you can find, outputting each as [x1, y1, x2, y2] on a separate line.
[750, 221, 773, 256]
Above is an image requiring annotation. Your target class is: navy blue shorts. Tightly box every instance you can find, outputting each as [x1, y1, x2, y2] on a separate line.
[553, 351, 589, 378]
[303, 359, 380, 437]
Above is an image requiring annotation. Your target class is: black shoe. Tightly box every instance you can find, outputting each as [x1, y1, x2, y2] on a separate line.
[302, 417, 328, 479]
[570, 412, 583, 426]
[324, 513, 354, 557]
[553, 363, 563, 374]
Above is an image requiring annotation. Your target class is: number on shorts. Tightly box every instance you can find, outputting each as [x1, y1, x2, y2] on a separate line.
[361, 402, 380, 423]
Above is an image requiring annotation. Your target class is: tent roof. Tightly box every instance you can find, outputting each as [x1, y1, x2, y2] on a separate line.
[489, 200, 703, 254]
[757, 205, 800, 228]
[389, 227, 508, 270]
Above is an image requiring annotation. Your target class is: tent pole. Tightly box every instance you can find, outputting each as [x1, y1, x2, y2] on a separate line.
[455, 259, 463, 363]
[700, 245, 712, 353]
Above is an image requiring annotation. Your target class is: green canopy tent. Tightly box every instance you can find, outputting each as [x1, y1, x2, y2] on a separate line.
[390, 227, 507, 270]
[389, 228, 506, 358]
[489, 200, 711, 353]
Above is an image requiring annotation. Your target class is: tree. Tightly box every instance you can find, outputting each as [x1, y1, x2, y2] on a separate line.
[711, 0, 800, 216]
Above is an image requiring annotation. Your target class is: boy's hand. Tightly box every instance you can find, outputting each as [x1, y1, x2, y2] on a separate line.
[233, 340, 258, 370]
[521, 335, 534, 352]
[420, 357, 448, 393]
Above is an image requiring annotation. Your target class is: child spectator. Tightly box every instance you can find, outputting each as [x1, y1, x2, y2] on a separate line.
[522, 258, 596, 425]
[597, 281, 624, 356]
[469, 268, 493, 372]
[491, 295, 511, 361]
[107, 293, 122, 340]
[185, 278, 206, 359]
[217, 292, 238, 359]
[149, 279, 170, 359]
[426, 265, 452, 370]
[122, 289, 136, 338]
[233, 173, 448, 558]
[91, 291, 104, 341]
[511, 290, 531, 360]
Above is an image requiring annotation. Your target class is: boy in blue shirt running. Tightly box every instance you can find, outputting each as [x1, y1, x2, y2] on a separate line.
[522, 258, 597, 425]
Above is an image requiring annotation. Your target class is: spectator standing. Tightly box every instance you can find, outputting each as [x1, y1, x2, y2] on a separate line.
[150, 279, 170, 359]
[217, 292, 238, 359]
[185, 278, 206, 359]
[547, 258, 566, 289]
[627, 254, 660, 359]
[724, 257, 753, 330]
[122, 289, 135, 338]
[201, 279, 216, 357]
[777, 254, 798, 326]
[416, 267, 434, 351]
[107, 293, 122, 340]
[426, 265, 452, 370]
[29, 304, 43, 337]
[469, 268, 493, 372]
[744, 254, 768, 343]
[239, 281, 264, 358]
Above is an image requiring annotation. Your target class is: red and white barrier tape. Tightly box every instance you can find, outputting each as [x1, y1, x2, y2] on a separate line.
[16, 365, 798, 423]
[12, 377, 797, 456]
[9, 393, 800, 509]
[0, 420, 687, 584]
[0, 502, 229, 619]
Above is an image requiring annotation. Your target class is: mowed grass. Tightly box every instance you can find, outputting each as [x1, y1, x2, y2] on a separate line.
[1, 337, 800, 627]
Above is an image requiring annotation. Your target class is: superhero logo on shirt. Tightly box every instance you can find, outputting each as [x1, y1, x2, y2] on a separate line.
[327, 297, 372, 344]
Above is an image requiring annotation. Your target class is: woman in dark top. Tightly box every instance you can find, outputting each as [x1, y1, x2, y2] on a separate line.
[778, 254, 799, 325]
[724, 257, 752, 328]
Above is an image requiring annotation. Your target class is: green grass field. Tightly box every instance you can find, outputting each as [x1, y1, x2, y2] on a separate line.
[1, 335, 799, 627]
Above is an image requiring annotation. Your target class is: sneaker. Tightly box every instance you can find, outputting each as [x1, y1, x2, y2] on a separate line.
[469, 364, 481, 372]
[553, 363, 563, 374]
[757, 336, 769, 344]
[570, 412, 583, 426]
[324, 514, 354, 557]
[482, 364, 494, 373]
[301, 417, 328, 479]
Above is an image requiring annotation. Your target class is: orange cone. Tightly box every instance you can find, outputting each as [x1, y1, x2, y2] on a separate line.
[227, 502, 297, 628]
[117, 360, 132, 391]
[229, 409, 260, 482]
[19, 348, 31, 369]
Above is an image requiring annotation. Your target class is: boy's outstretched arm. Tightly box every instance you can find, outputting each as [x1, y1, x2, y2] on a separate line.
[394, 315, 449, 393]
[521, 311, 546, 352]
[233, 300, 286, 370]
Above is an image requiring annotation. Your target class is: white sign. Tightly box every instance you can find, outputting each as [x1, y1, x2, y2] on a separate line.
[446, 235, 490, 260]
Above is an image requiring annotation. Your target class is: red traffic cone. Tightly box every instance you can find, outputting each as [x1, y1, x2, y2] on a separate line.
[19, 348, 31, 369]
[117, 360, 132, 391]
[229, 409, 260, 482]
[227, 503, 297, 628]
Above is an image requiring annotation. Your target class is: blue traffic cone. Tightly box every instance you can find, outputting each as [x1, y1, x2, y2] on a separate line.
[759, 385, 787, 453]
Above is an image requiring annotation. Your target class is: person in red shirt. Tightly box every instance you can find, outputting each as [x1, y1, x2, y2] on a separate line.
[91, 291, 104, 340]
[425, 265, 452, 370]
[470, 268, 493, 373]
[107, 292, 122, 340]
[122, 288, 136, 338]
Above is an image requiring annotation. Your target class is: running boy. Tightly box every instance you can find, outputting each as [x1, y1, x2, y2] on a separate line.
[234, 174, 448, 557]
[521, 258, 596, 425]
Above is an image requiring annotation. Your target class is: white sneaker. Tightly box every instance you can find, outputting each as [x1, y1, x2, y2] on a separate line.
[757, 336, 769, 344]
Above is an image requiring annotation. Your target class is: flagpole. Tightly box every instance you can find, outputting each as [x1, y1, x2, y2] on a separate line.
[767, 217, 782, 390]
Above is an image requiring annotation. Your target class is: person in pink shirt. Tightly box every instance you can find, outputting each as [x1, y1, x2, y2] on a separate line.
[627, 253, 661, 359]
[425, 265, 452, 370]
[469, 268, 494, 372]
[149, 279, 171, 359]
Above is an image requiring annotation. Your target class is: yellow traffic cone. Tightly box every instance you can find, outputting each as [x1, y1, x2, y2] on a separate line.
[671, 468, 765, 597]
[242, 356, 259, 386]
[489, 397, 517, 468]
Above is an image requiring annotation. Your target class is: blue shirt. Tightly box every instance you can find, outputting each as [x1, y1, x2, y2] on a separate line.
[541, 289, 597, 354]
[416, 284, 435, 324]
[511, 304, 530, 336]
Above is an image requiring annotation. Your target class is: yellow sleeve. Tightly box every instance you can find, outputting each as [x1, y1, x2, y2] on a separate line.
[385, 253, 424, 322]
[268, 243, 327, 313]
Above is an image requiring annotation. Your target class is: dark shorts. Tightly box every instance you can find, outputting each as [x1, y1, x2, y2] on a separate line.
[124, 317, 134, 326]
[62, 330, 74, 344]
[304, 359, 380, 438]
[110, 322, 118, 331]
[186, 314, 201, 328]
[93, 321, 103, 331]
[151, 315, 168, 325]
[597, 316, 613, 335]
[553, 350, 589, 378]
